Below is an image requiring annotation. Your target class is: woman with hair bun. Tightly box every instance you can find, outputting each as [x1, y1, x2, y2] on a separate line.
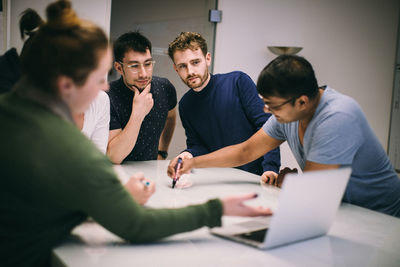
[0, 8, 43, 93]
[0, 1, 270, 266]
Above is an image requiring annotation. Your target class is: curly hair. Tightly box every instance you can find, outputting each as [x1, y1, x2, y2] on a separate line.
[168, 32, 208, 61]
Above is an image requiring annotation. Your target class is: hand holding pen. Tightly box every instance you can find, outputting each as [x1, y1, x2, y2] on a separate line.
[167, 153, 194, 179]
[124, 172, 156, 205]
[172, 157, 183, 188]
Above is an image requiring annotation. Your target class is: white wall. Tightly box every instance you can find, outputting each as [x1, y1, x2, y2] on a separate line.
[6, 0, 111, 53]
[0, 11, 3, 53]
[215, 0, 399, 169]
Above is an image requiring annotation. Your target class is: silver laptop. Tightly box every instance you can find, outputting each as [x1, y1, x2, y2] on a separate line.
[210, 167, 351, 249]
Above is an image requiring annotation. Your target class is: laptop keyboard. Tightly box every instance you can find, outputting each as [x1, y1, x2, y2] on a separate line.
[235, 220, 269, 229]
[234, 228, 268, 243]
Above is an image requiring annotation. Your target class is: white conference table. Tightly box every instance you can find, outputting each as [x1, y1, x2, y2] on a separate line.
[52, 160, 400, 267]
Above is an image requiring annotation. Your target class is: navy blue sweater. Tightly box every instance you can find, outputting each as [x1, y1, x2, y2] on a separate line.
[179, 71, 280, 175]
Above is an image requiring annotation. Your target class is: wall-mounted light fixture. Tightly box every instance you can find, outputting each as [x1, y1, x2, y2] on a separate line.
[267, 46, 303, 55]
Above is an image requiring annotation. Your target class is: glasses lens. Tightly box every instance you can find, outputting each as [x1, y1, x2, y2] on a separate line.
[121, 61, 155, 73]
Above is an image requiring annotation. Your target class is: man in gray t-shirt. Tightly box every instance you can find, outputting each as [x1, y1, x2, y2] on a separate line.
[168, 55, 400, 217]
[263, 86, 400, 216]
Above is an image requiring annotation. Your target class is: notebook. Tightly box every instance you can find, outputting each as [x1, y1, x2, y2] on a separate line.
[210, 167, 351, 249]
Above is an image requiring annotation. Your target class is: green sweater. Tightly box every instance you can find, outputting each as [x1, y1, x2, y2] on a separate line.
[0, 86, 222, 267]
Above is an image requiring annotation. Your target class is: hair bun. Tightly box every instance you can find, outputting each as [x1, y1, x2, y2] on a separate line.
[19, 8, 44, 40]
[46, 0, 79, 29]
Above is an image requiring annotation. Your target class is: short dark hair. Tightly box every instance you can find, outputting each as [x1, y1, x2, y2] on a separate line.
[168, 32, 208, 61]
[257, 55, 319, 100]
[113, 31, 152, 62]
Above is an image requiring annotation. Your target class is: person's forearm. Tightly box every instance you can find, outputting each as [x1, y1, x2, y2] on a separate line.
[192, 142, 251, 169]
[81, 166, 222, 243]
[107, 114, 144, 164]
[191, 130, 277, 170]
[158, 117, 175, 152]
[125, 199, 222, 243]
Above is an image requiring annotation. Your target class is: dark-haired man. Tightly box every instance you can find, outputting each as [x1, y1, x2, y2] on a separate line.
[167, 32, 280, 178]
[168, 54, 400, 218]
[107, 31, 177, 163]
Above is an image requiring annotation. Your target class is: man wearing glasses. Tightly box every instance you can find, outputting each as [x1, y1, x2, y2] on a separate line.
[107, 31, 177, 164]
[167, 32, 280, 179]
[168, 55, 400, 218]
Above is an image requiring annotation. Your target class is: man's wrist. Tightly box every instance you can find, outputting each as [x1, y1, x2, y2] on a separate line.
[131, 111, 146, 121]
[158, 150, 168, 159]
[190, 157, 197, 168]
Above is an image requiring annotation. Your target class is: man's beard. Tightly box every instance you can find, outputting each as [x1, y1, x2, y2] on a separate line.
[122, 69, 151, 92]
[127, 80, 151, 92]
[184, 71, 209, 89]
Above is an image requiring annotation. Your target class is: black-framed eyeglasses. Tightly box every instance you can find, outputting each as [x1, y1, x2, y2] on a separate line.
[264, 97, 296, 111]
[118, 60, 155, 73]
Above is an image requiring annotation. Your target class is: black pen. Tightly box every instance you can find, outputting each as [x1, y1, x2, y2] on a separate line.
[172, 157, 183, 189]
